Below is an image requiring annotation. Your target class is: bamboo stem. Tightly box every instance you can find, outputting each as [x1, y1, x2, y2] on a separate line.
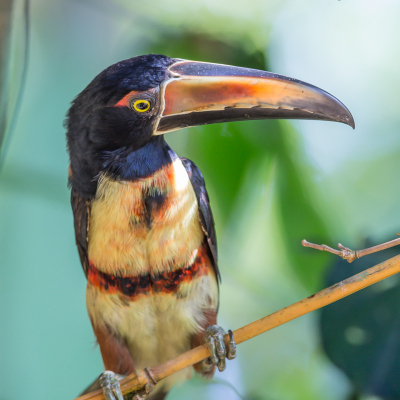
[74, 254, 400, 400]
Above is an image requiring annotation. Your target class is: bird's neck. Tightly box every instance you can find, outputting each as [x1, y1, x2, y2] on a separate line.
[102, 136, 177, 181]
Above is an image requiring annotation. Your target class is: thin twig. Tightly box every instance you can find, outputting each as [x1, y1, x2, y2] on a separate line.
[302, 237, 400, 263]
[74, 254, 400, 400]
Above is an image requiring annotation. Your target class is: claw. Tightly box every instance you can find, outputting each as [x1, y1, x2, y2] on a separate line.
[203, 325, 236, 372]
[99, 371, 124, 400]
[227, 330, 237, 360]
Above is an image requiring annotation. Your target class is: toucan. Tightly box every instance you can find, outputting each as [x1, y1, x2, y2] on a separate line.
[66, 54, 354, 400]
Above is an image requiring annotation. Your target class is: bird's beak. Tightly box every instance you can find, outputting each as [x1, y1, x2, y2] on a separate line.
[154, 59, 354, 134]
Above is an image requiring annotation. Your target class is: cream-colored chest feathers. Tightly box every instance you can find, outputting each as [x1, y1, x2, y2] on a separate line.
[87, 158, 205, 276]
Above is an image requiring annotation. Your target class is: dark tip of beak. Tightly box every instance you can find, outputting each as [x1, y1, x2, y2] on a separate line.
[325, 101, 355, 129]
[348, 115, 356, 129]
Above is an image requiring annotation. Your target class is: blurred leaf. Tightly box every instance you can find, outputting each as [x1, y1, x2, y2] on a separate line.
[321, 240, 400, 399]
[147, 30, 266, 68]
[274, 126, 332, 290]
[0, 0, 29, 169]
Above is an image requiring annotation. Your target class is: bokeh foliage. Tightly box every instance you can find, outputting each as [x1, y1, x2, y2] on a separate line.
[1, 1, 399, 400]
[321, 241, 400, 400]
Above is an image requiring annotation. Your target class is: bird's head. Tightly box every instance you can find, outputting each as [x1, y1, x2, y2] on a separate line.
[66, 54, 354, 196]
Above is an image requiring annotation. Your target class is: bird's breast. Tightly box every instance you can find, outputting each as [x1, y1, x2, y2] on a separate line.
[87, 157, 205, 278]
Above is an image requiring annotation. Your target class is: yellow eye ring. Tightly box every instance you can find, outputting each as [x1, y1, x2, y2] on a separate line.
[133, 99, 151, 113]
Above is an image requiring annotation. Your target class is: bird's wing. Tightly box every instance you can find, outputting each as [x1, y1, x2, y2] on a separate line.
[71, 186, 90, 277]
[180, 157, 220, 282]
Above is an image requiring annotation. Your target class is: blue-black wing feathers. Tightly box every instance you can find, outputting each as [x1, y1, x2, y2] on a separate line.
[180, 157, 220, 282]
[71, 186, 90, 277]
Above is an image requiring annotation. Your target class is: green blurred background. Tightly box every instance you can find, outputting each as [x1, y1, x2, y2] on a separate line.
[1, 1, 400, 399]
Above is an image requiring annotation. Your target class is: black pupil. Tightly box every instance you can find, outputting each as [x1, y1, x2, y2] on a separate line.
[137, 101, 148, 110]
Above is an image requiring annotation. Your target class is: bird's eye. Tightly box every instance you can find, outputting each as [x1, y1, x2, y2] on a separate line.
[132, 99, 151, 113]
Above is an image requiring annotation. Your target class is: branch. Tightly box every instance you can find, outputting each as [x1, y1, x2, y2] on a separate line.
[74, 254, 400, 400]
[302, 236, 400, 263]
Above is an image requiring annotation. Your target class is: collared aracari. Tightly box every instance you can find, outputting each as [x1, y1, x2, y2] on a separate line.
[66, 54, 354, 400]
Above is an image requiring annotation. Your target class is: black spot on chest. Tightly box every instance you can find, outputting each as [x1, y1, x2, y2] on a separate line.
[144, 191, 167, 227]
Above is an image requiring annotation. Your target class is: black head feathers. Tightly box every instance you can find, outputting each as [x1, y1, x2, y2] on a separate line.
[66, 54, 175, 197]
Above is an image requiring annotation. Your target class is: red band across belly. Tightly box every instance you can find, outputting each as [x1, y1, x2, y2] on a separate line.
[88, 244, 210, 298]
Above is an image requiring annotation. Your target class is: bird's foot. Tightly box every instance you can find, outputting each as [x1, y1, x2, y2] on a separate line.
[99, 371, 125, 400]
[202, 325, 236, 372]
[99, 370, 156, 400]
